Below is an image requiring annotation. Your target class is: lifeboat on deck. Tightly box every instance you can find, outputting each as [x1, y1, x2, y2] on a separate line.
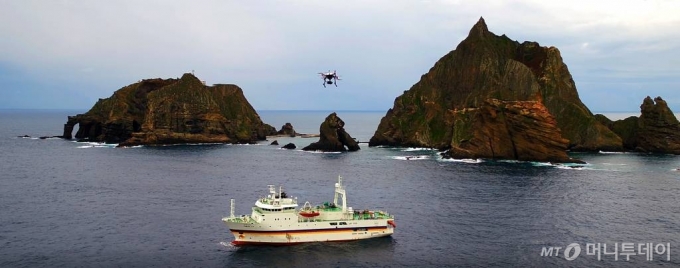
[299, 201, 320, 217]
[299, 211, 320, 217]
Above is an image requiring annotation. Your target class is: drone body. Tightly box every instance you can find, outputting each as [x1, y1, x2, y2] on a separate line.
[318, 70, 340, 87]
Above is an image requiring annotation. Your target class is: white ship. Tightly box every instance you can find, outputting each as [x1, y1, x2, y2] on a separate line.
[222, 176, 396, 245]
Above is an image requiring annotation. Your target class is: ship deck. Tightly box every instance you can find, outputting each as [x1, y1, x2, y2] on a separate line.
[226, 210, 393, 224]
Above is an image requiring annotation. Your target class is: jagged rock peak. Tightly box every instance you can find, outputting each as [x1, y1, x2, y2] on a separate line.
[640, 96, 679, 126]
[642, 96, 670, 112]
[468, 16, 489, 38]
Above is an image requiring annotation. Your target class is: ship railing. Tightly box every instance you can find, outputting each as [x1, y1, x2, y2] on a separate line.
[351, 210, 394, 220]
[227, 215, 252, 223]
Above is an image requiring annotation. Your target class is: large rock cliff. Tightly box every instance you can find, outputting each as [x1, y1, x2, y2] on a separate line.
[369, 17, 622, 155]
[445, 99, 583, 163]
[63, 73, 276, 146]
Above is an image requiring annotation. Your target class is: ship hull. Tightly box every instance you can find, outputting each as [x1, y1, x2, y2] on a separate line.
[226, 220, 394, 245]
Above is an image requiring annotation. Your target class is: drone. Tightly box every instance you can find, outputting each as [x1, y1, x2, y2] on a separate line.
[318, 70, 340, 87]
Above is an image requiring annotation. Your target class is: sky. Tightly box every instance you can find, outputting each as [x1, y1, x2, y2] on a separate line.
[1, 0, 679, 113]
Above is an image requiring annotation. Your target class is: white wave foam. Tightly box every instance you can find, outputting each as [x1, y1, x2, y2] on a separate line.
[142, 143, 227, 147]
[552, 162, 594, 170]
[119, 145, 143, 148]
[392, 155, 430, 161]
[599, 151, 626, 154]
[28, 137, 60, 140]
[219, 241, 235, 248]
[556, 165, 586, 170]
[402, 147, 434, 152]
[77, 142, 118, 148]
[443, 158, 482, 163]
[530, 162, 556, 167]
[304, 150, 342, 154]
[186, 143, 228, 146]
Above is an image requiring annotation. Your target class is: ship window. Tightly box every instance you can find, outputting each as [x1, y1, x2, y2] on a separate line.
[340, 222, 347, 225]
[330, 222, 337, 226]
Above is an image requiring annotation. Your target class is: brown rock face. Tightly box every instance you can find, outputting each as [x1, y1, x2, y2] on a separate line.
[302, 113, 360, 152]
[63, 73, 276, 146]
[636, 96, 680, 153]
[446, 99, 582, 163]
[369, 17, 622, 154]
[605, 96, 680, 154]
[277, 123, 296, 137]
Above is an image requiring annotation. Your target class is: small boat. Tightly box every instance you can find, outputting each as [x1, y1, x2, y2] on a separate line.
[299, 210, 320, 217]
[298, 201, 320, 217]
[223, 175, 396, 245]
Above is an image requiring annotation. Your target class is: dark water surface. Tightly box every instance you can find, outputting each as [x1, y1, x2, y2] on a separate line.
[1, 110, 679, 267]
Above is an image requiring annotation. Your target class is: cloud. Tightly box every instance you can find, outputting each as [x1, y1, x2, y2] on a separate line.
[0, 0, 679, 111]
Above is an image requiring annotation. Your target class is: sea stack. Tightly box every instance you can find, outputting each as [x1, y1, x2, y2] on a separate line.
[277, 123, 297, 137]
[302, 113, 360, 152]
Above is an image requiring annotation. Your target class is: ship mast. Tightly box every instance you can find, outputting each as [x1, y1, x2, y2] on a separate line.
[333, 175, 347, 213]
[230, 198, 235, 218]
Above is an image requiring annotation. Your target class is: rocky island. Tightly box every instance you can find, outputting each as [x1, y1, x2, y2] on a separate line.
[369, 17, 631, 162]
[62, 73, 276, 146]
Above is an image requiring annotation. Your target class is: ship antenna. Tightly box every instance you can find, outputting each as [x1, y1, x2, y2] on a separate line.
[268, 185, 275, 198]
[230, 198, 235, 218]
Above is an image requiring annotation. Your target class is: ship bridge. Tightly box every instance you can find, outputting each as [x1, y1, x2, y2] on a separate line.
[254, 185, 298, 211]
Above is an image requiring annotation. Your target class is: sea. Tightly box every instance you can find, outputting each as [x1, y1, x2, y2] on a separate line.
[1, 109, 679, 267]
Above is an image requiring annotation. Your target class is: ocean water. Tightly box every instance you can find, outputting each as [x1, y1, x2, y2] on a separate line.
[1, 110, 679, 267]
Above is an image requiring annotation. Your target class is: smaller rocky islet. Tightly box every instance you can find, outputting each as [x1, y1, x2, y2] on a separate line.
[302, 112, 360, 152]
